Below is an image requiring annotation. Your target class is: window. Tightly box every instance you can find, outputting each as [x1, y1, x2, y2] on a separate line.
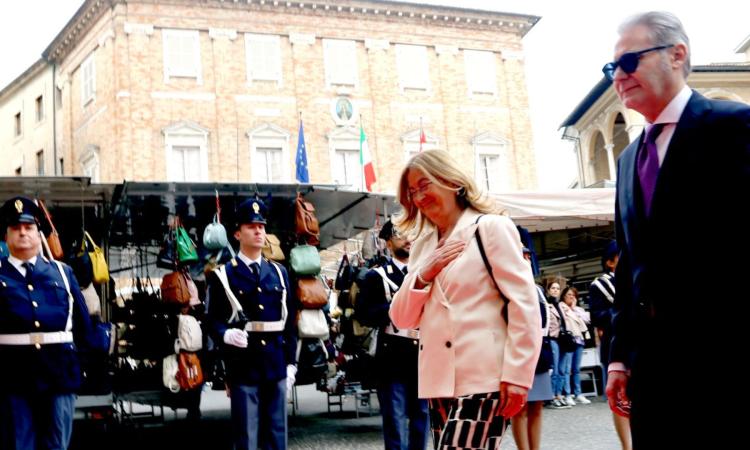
[333, 148, 362, 190]
[14, 112, 22, 137]
[327, 127, 362, 190]
[464, 50, 497, 95]
[15, 167, 21, 176]
[245, 34, 282, 83]
[55, 87, 62, 110]
[323, 39, 358, 88]
[163, 121, 209, 182]
[171, 146, 202, 181]
[248, 123, 290, 183]
[163, 29, 202, 83]
[59, 158, 64, 175]
[472, 132, 511, 193]
[81, 54, 96, 105]
[395, 44, 430, 91]
[256, 148, 284, 182]
[79, 145, 99, 182]
[35, 95, 44, 122]
[36, 150, 44, 176]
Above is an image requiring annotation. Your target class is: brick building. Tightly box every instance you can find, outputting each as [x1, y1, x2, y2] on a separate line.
[0, 60, 56, 176]
[29, 0, 540, 192]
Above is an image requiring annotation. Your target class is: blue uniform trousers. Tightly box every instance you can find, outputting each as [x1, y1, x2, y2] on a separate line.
[377, 379, 430, 450]
[230, 379, 287, 450]
[0, 392, 75, 450]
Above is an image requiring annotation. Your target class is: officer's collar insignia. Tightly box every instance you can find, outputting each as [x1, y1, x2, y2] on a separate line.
[231, 258, 238, 267]
[252, 202, 260, 214]
[14, 200, 23, 214]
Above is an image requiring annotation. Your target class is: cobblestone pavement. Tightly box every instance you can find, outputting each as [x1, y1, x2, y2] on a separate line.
[71, 385, 623, 449]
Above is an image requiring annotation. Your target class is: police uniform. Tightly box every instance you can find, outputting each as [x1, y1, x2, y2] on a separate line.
[356, 222, 429, 450]
[206, 199, 297, 450]
[0, 197, 92, 450]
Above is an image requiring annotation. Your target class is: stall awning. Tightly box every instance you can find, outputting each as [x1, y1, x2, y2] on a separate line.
[493, 188, 615, 232]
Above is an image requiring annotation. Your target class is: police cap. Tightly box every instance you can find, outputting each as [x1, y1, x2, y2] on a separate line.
[236, 198, 267, 228]
[1, 196, 42, 228]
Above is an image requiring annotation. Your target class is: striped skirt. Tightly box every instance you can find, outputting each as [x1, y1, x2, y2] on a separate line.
[428, 392, 508, 450]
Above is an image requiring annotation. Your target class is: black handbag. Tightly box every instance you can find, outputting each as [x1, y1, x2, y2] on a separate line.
[552, 301, 578, 353]
[68, 238, 94, 288]
[157, 230, 177, 269]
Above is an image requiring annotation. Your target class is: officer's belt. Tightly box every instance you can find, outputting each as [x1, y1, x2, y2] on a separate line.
[384, 324, 419, 339]
[0, 331, 74, 346]
[244, 321, 285, 333]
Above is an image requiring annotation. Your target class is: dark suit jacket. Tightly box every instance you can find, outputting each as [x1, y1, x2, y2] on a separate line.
[207, 257, 297, 385]
[0, 256, 92, 394]
[611, 91, 750, 392]
[356, 259, 419, 383]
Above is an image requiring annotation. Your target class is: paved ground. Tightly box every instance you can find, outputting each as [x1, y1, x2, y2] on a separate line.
[71, 385, 623, 449]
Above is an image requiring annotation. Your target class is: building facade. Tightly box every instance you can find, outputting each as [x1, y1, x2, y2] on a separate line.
[0, 60, 57, 176]
[38, 0, 539, 192]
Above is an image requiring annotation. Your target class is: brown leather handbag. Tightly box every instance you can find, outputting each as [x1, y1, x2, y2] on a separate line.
[176, 352, 204, 391]
[296, 275, 328, 309]
[38, 200, 64, 260]
[160, 270, 191, 306]
[295, 193, 320, 246]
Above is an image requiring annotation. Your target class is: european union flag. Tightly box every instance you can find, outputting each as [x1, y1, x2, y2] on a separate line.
[295, 120, 309, 183]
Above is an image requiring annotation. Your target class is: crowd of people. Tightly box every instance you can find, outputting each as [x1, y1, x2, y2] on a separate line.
[2, 8, 748, 450]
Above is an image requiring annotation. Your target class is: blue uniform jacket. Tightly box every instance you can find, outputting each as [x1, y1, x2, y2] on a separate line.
[207, 257, 297, 385]
[0, 256, 92, 395]
[356, 259, 419, 383]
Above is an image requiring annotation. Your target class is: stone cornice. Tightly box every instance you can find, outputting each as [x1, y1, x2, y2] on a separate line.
[43, 0, 539, 64]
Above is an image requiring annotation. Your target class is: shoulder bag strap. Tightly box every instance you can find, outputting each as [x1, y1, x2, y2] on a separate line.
[473, 215, 509, 323]
[214, 265, 243, 323]
[53, 261, 75, 332]
[268, 261, 288, 324]
[372, 266, 399, 302]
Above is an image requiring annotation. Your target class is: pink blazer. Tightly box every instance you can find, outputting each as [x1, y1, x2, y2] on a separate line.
[390, 209, 541, 399]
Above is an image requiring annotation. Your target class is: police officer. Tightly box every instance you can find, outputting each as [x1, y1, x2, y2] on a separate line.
[0, 196, 92, 450]
[356, 220, 429, 450]
[207, 198, 297, 450]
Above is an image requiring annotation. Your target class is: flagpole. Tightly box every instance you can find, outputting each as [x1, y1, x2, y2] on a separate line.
[360, 114, 365, 192]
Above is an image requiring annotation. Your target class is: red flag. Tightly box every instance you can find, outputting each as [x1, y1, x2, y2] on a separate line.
[419, 128, 426, 152]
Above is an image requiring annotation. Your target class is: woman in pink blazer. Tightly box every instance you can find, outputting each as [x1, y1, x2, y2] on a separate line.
[389, 150, 541, 450]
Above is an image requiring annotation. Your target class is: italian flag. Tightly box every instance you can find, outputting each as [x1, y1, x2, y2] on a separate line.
[360, 124, 376, 192]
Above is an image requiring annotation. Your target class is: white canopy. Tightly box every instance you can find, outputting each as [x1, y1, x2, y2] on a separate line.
[492, 188, 615, 232]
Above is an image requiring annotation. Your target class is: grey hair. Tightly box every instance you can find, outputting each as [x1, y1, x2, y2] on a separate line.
[618, 11, 691, 78]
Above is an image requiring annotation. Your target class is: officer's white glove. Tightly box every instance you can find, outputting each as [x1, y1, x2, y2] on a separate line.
[223, 329, 248, 348]
[286, 364, 297, 393]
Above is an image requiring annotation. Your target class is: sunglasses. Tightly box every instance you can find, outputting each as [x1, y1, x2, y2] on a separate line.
[602, 44, 674, 81]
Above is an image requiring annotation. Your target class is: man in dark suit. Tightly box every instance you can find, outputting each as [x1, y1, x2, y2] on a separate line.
[603, 11, 750, 449]
[207, 198, 297, 450]
[356, 220, 429, 450]
[0, 197, 92, 450]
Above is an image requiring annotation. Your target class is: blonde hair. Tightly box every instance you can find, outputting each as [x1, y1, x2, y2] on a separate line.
[393, 149, 501, 237]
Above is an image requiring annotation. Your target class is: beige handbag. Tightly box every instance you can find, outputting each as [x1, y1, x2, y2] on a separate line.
[262, 234, 285, 262]
[81, 283, 101, 316]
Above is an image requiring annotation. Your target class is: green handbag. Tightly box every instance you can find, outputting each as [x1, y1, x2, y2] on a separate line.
[289, 245, 321, 275]
[176, 224, 198, 264]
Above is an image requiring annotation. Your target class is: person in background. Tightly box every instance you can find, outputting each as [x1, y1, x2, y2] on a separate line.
[590, 240, 631, 450]
[206, 198, 297, 450]
[0, 197, 93, 450]
[511, 247, 554, 450]
[389, 150, 541, 450]
[356, 220, 429, 450]
[605, 11, 750, 448]
[545, 281, 570, 410]
[560, 286, 591, 406]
